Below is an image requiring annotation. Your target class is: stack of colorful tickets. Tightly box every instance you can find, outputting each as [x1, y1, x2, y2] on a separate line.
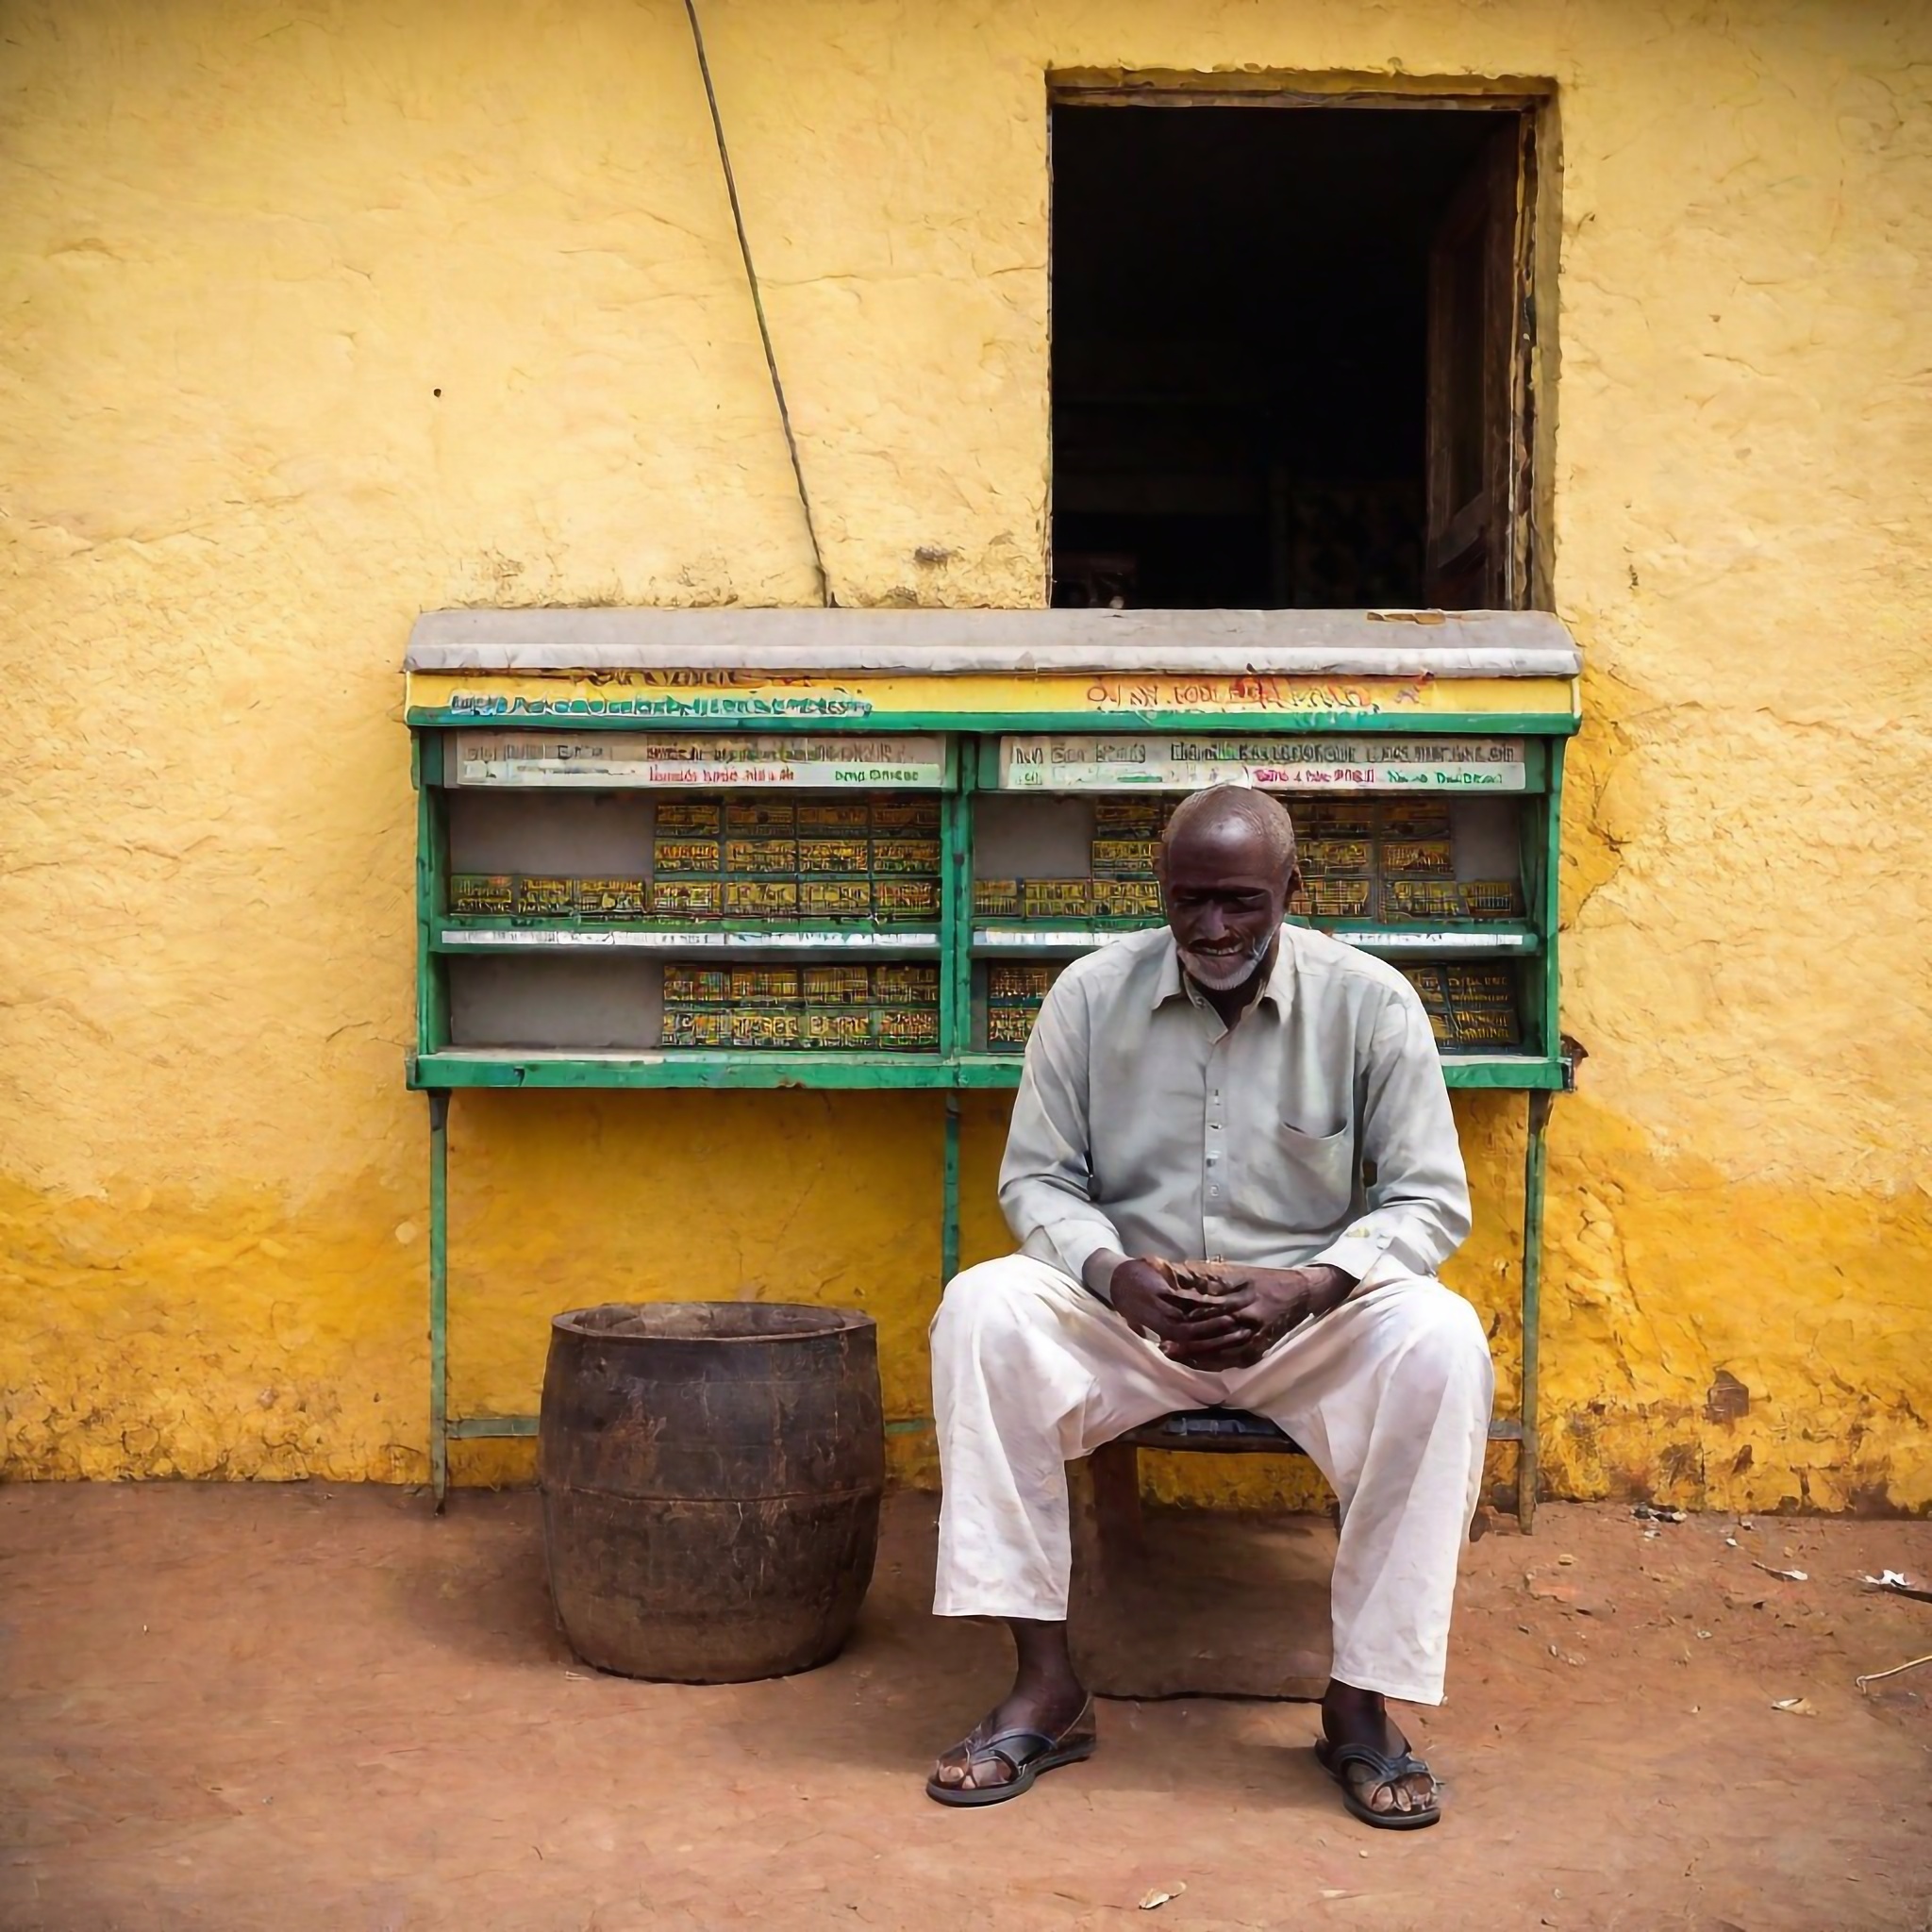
[1398, 963, 1522, 1051]
[984, 961, 1063, 1049]
[659, 960, 941, 1051]
[645, 795, 941, 922]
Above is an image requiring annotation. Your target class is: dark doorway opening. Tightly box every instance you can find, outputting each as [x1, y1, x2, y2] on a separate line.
[1050, 100, 1533, 611]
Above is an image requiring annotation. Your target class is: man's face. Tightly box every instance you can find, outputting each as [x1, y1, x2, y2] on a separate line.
[1158, 814, 1301, 994]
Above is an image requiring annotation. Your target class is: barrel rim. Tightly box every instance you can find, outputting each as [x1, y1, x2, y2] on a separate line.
[550, 1300, 875, 1344]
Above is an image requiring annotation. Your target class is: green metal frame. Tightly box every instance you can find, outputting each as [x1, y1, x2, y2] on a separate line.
[409, 705, 1573, 739]
[411, 714, 1573, 1527]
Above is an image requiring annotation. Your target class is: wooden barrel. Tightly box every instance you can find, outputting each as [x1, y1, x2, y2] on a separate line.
[538, 1302, 884, 1683]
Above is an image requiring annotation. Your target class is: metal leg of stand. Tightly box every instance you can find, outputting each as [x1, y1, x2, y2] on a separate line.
[1519, 1087, 1553, 1532]
[427, 1089, 450, 1513]
[941, 1091, 961, 1287]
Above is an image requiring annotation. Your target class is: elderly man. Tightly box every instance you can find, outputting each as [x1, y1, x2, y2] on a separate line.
[925, 786, 1491, 1828]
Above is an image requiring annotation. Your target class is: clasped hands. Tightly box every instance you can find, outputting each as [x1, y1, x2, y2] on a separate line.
[1106, 1257, 1355, 1370]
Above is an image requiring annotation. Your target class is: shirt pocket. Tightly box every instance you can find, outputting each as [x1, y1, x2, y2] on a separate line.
[1276, 1118, 1357, 1225]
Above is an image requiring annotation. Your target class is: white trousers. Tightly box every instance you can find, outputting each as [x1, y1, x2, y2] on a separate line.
[929, 1256, 1495, 1706]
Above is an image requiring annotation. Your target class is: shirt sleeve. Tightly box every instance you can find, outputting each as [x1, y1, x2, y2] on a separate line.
[1310, 985, 1472, 1287]
[997, 972, 1124, 1284]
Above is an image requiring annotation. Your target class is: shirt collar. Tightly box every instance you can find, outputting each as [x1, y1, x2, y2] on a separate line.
[1152, 925, 1297, 1020]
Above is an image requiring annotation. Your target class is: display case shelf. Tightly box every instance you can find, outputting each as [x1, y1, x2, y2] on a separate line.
[433, 923, 941, 954]
[951, 1050, 1569, 1091]
[1437, 1054, 1571, 1091]
[413, 1047, 1566, 1093]
[970, 922, 1540, 958]
[409, 1048, 954, 1091]
[1332, 924, 1540, 957]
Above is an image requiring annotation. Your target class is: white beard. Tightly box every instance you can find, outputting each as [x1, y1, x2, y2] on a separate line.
[1178, 941, 1268, 991]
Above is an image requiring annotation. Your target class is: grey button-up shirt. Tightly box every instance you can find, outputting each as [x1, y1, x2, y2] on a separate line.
[999, 924, 1471, 1291]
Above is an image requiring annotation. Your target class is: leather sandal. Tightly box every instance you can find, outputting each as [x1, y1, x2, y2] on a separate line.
[1315, 1736, 1442, 1829]
[925, 1698, 1098, 1807]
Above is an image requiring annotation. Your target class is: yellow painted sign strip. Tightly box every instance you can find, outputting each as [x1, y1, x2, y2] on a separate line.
[405, 670, 1578, 724]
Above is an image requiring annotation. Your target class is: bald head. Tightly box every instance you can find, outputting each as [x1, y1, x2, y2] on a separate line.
[1157, 786, 1302, 1000]
[1161, 786, 1298, 875]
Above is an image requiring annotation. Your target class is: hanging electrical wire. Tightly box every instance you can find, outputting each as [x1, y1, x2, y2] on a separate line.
[684, 0, 834, 607]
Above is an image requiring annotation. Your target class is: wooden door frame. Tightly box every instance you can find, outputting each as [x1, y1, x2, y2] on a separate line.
[1046, 75, 1558, 613]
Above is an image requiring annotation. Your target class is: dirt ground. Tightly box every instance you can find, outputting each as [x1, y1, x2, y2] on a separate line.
[3, 1486, 1929, 1932]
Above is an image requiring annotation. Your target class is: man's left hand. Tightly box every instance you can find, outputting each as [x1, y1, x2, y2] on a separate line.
[1157, 1263, 1356, 1370]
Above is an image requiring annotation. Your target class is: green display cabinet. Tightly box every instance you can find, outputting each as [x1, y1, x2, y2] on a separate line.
[405, 608, 1581, 1521]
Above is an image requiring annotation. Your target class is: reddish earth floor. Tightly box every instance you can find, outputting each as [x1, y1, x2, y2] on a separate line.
[2, 1486, 1929, 1932]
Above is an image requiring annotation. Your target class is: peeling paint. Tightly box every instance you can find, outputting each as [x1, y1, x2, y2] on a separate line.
[1706, 1371, 1751, 1424]
[3, 0, 1929, 1510]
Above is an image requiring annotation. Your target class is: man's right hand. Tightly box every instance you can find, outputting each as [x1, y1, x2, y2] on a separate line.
[1103, 1256, 1222, 1346]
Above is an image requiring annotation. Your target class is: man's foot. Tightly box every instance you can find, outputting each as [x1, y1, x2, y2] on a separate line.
[926, 1682, 1095, 1804]
[1318, 1682, 1440, 1824]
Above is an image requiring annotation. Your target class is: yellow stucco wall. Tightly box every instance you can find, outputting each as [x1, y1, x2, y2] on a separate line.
[5, 1, 1928, 1510]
